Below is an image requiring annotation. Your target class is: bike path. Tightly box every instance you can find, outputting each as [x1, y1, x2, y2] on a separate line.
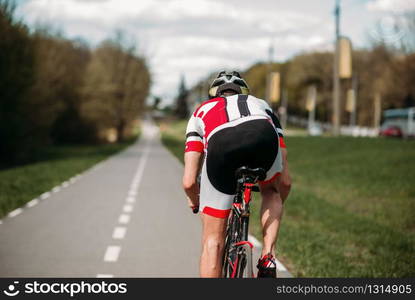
[0, 117, 291, 277]
[0, 118, 200, 277]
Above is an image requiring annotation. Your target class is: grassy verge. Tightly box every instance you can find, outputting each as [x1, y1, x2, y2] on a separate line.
[0, 136, 138, 218]
[159, 119, 415, 277]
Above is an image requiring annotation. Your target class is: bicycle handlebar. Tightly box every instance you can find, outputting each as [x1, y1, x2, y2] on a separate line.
[192, 206, 199, 214]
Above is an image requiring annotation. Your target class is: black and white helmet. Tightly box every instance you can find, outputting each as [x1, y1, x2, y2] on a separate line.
[208, 70, 250, 98]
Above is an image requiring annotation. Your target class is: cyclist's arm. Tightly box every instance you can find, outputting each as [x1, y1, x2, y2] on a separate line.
[264, 108, 286, 149]
[260, 100, 291, 200]
[183, 112, 204, 209]
[279, 148, 291, 202]
[183, 151, 202, 208]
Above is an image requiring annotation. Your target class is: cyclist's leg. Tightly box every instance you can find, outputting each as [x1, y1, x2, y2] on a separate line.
[259, 177, 283, 257]
[199, 150, 234, 277]
[258, 142, 284, 257]
[200, 213, 227, 277]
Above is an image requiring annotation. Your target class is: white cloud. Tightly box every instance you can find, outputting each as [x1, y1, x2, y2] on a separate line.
[366, 0, 415, 12]
[16, 0, 375, 104]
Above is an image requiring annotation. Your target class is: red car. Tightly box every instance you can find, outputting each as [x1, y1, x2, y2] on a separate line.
[379, 126, 403, 137]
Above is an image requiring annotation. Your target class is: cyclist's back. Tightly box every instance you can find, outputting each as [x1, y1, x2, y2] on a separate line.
[185, 89, 285, 218]
[182, 70, 290, 278]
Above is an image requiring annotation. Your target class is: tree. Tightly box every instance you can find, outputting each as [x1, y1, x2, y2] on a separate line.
[82, 32, 151, 142]
[174, 75, 189, 119]
[0, 0, 35, 165]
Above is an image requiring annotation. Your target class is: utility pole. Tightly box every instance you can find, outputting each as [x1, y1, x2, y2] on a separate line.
[266, 41, 274, 104]
[332, 0, 341, 135]
[350, 74, 358, 126]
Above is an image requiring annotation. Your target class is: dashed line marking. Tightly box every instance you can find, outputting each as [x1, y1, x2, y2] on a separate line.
[104, 246, 121, 262]
[96, 274, 114, 278]
[8, 208, 23, 218]
[112, 227, 127, 239]
[128, 190, 137, 197]
[118, 214, 130, 224]
[40, 192, 51, 200]
[26, 199, 39, 208]
[126, 196, 135, 204]
[123, 204, 133, 213]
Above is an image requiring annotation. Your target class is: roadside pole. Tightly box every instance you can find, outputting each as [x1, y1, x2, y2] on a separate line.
[307, 85, 317, 132]
[374, 93, 382, 130]
[332, 0, 341, 136]
[280, 89, 288, 129]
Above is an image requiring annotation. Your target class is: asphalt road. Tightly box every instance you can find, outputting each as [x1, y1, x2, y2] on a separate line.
[0, 117, 291, 278]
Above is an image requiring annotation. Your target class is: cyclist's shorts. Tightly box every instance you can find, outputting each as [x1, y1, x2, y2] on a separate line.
[200, 116, 283, 218]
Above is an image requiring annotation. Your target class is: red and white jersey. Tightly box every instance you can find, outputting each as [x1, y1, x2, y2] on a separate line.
[185, 94, 285, 153]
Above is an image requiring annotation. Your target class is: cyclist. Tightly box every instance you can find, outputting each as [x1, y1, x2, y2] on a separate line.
[182, 71, 291, 278]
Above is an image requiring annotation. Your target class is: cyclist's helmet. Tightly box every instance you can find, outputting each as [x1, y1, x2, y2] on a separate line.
[208, 70, 250, 98]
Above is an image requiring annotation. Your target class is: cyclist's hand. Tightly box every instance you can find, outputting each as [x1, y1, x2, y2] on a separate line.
[191, 206, 199, 214]
[187, 196, 199, 214]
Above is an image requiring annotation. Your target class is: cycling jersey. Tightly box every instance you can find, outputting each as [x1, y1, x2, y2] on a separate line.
[185, 94, 285, 218]
[185, 94, 285, 153]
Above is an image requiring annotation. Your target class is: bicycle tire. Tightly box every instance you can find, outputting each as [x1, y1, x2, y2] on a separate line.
[236, 217, 253, 278]
[222, 211, 241, 277]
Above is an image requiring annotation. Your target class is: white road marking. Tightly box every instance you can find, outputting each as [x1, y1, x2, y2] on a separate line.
[96, 274, 114, 278]
[104, 246, 121, 262]
[26, 199, 39, 208]
[126, 196, 135, 203]
[0, 220, 3, 225]
[112, 227, 127, 239]
[101, 122, 154, 267]
[123, 204, 133, 213]
[128, 190, 137, 197]
[52, 186, 61, 193]
[8, 208, 23, 218]
[248, 235, 262, 248]
[275, 260, 288, 272]
[131, 132, 152, 194]
[40, 192, 51, 200]
[118, 214, 130, 224]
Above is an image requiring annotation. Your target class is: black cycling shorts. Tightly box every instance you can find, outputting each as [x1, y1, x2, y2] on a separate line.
[199, 116, 282, 218]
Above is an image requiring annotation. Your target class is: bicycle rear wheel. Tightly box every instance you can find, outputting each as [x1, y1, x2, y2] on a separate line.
[223, 215, 254, 278]
[222, 211, 240, 277]
[237, 217, 254, 278]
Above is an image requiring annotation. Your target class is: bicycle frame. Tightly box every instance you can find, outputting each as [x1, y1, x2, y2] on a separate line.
[223, 172, 262, 278]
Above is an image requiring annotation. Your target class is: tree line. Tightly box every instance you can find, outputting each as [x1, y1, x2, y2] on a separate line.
[0, 1, 151, 167]
[184, 13, 415, 127]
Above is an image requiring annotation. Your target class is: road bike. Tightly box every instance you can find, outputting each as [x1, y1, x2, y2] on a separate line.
[222, 166, 265, 278]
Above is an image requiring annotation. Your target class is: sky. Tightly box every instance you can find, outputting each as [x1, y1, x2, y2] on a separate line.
[14, 0, 415, 105]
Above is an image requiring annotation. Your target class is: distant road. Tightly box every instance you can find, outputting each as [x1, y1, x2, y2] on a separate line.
[0, 117, 291, 278]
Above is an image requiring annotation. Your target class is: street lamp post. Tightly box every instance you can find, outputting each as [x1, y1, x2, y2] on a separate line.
[332, 0, 341, 135]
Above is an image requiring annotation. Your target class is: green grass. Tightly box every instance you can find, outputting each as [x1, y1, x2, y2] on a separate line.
[159, 119, 415, 277]
[0, 137, 138, 218]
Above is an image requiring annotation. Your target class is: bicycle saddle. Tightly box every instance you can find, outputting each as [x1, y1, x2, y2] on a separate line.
[235, 166, 266, 181]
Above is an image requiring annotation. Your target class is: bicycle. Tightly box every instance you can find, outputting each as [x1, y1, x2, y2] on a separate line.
[222, 166, 265, 278]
